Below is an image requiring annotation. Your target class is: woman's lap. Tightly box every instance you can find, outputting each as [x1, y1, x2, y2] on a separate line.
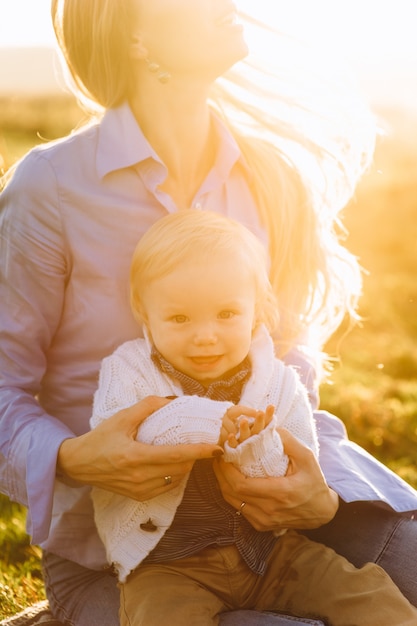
[42, 551, 120, 626]
[42, 500, 417, 625]
[42, 551, 319, 626]
[302, 499, 417, 606]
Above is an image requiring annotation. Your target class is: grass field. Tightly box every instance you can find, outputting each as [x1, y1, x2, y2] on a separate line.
[0, 95, 416, 619]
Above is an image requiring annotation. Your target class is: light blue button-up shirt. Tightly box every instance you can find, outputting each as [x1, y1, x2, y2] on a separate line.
[1, 103, 416, 570]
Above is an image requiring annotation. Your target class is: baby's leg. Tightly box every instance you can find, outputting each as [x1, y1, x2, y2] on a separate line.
[256, 530, 417, 626]
[120, 561, 226, 626]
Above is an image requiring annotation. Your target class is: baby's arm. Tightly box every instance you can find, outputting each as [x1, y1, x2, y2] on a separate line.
[91, 342, 317, 477]
[91, 345, 255, 448]
[223, 364, 318, 478]
[137, 396, 234, 446]
[90, 340, 232, 445]
[222, 406, 287, 477]
[226, 405, 275, 448]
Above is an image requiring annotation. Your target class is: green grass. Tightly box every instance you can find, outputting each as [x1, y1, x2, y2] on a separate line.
[0, 496, 46, 616]
[0, 94, 86, 173]
[0, 97, 416, 619]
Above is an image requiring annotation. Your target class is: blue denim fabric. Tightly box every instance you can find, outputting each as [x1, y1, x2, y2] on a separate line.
[219, 612, 323, 625]
[43, 551, 120, 626]
[302, 500, 417, 607]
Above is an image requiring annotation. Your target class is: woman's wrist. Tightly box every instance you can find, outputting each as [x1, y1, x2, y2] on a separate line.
[56, 436, 85, 487]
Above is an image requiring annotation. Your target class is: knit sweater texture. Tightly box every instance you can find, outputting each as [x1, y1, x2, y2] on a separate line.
[90, 325, 318, 581]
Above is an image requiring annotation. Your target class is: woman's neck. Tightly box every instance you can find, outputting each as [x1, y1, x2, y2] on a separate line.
[129, 80, 217, 209]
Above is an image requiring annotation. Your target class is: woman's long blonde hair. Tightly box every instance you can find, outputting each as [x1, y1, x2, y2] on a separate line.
[51, 0, 376, 371]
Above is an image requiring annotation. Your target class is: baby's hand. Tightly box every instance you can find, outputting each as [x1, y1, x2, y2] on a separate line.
[227, 405, 275, 449]
[219, 405, 258, 447]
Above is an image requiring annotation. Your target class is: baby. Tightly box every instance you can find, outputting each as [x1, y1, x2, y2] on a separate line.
[90, 210, 417, 626]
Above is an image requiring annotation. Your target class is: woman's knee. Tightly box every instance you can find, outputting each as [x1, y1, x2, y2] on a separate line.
[302, 500, 417, 606]
[42, 551, 120, 626]
[375, 516, 417, 606]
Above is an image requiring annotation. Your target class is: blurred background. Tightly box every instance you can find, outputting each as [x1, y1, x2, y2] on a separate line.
[0, 0, 416, 618]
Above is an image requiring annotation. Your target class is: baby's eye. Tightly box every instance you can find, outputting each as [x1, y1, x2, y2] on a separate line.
[218, 310, 235, 320]
[172, 315, 188, 324]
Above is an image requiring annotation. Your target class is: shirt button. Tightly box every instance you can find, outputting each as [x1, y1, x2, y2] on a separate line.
[140, 518, 158, 532]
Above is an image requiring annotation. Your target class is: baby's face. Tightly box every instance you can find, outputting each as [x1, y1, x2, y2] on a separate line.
[142, 255, 256, 386]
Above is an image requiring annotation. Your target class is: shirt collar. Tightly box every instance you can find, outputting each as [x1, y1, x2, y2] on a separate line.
[151, 346, 251, 403]
[96, 102, 161, 179]
[96, 102, 250, 181]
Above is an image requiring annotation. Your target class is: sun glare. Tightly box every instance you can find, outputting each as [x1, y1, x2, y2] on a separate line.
[0, 0, 55, 47]
[237, 0, 417, 109]
[1, 0, 416, 61]
[0, 0, 416, 108]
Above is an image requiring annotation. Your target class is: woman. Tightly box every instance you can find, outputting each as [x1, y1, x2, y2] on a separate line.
[0, 1, 416, 625]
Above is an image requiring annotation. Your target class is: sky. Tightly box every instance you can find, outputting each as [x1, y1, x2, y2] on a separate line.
[0, 0, 416, 108]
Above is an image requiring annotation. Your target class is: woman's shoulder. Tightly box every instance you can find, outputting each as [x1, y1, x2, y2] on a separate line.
[0, 124, 101, 222]
[4, 120, 101, 185]
[34, 120, 100, 164]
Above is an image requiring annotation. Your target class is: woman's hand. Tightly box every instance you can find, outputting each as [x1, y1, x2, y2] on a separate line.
[213, 427, 339, 531]
[57, 396, 223, 501]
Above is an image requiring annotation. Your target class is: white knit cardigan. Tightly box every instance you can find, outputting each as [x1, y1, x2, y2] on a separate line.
[90, 325, 318, 582]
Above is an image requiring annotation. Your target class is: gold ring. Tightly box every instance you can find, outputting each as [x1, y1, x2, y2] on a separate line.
[164, 475, 172, 486]
[235, 501, 246, 516]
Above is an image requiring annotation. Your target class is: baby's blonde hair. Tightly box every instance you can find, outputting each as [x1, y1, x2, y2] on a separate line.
[130, 211, 279, 334]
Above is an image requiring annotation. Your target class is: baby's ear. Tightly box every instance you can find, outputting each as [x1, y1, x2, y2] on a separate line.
[138, 307, 148, 327]
[131, 300, 147, 328]
[142, 322, 154, 346]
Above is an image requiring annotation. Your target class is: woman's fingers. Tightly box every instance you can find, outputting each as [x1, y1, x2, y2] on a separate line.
[112, 395, 172, 437]
[214, 428, 339, 531]
[276, 427, 317, 469]
[57, 398, 223, 501]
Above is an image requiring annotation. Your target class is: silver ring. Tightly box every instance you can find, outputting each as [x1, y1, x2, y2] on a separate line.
[235, 501, 246, 516]
[164, 475, 172, 486]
